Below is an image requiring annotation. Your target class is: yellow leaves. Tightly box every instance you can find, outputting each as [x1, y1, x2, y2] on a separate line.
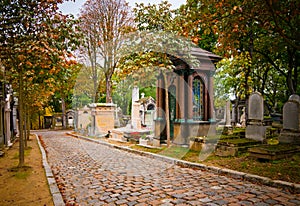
[26, 61, 33, 67]
[192, 37, 199, 44]
[18, 55, 26, 61]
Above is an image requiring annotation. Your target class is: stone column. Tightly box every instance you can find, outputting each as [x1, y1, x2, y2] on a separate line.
[156, 73, 164, 120]
[187, 74, 194, 121]
[178, 73, 185, 121]
[209, 74, 215, 121]
[225, 101, 231, 127]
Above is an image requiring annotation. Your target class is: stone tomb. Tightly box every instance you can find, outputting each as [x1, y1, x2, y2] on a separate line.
[76, 105, 92, 134]
[245, 92, 268, 141]
[94, 103, 117, 134]
[279, 94, 300, 144]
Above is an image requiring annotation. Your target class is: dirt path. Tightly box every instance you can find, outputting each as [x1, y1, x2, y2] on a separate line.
[0, 135, 54, 206]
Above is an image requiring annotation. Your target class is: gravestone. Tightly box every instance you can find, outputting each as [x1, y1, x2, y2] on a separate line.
[76, 105, 91, 134]
[225, 101, 231, 126]
[223, 100, 233, 134]
[131, 86, 142, 130]
[279, 94, 300, 144]
[131, 102, 141, 130]
[246, 92, 268, 141]
[248, 92, 264, 121]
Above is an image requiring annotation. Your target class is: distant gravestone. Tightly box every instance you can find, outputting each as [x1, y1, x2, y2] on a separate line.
[248, 92, 264, 121]
[246, 92, 267, 141]
[279, 94, 300, 144]
[225, 101, 231, 127]
[289, 94, 300, 104]
[282, 101, 300, 131]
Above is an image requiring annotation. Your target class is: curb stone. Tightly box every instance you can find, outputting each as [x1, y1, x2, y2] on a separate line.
[67, 132, 300, 194]
[35, 134, 65, 206]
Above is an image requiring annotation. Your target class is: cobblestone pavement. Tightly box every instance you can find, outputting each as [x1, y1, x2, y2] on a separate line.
[38, 131, 300, 206]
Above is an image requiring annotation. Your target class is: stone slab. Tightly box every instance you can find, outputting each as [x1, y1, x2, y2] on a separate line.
[279, 130, 300, 144]
[245, 125, 267, 141]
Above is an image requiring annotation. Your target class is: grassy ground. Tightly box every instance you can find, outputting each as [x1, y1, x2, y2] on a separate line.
[131, 144, 300, 184]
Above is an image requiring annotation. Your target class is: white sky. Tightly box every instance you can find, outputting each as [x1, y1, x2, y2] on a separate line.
[59, 0, 186, 16]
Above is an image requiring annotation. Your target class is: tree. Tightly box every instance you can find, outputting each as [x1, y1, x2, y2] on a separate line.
[79, 0, 134, 103]
[0, 0, 80, 167]
[183, 0, 299, 95]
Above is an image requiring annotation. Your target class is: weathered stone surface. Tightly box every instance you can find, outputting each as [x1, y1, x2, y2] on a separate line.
[246, 125, 267, 141]
[248, 92, 264, 121]
[282, 101, 300, 131]
[289, 94, 300, 103]
[37, 131, 300, 205]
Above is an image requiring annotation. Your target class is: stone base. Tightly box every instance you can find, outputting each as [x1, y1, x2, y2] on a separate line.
[249, 145, 300, 160]
[189, 141, 202, 151]
[246, 125, 268, 141]
[152, 138, 161, 147]
[139, 138, 151, 146]
[279, 130, 300, 144]
[215, 145, 241, 157]
[222, 126, 233, 135]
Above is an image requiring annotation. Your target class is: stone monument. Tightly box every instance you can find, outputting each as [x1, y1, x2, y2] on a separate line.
[279, 94, 300, 144]
[245, 92, 267, 141]
[131, 86, 141, 129]
[223, 100, 233, 134]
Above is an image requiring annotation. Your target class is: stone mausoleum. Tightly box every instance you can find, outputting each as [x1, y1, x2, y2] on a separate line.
[154, 47, 221, 145]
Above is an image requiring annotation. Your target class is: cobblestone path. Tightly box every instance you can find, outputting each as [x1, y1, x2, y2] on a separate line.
[38, 131, 300, 206]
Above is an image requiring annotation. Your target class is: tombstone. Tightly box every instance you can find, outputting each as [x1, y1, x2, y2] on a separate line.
[248, 92, 264, 121]
[222, 100, 233, 134]
[225, 101, 231, 127]
[130, 86, 144, 130]
[279, 94, 300, 144]
[246, 92, 267, 141]
[76, 105, 91, 134]
[131, 102, 141, 130]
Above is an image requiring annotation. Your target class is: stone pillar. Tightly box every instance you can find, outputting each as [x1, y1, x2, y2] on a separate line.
[225, 101, 231, 127]
[156, 73, 164, 120]
[154, 72, 166, 145]
[187, 74, 193, 121]
[178, 73, 185, 121]
[208, 74, 215, 121]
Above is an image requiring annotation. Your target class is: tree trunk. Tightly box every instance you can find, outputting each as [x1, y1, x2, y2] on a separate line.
[24, 104, 27, 149]
[61, 97, 66, 129]
[105, 74, 112, 103]
[26, 109, 30, 141]
[18, 68, 25, 167]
